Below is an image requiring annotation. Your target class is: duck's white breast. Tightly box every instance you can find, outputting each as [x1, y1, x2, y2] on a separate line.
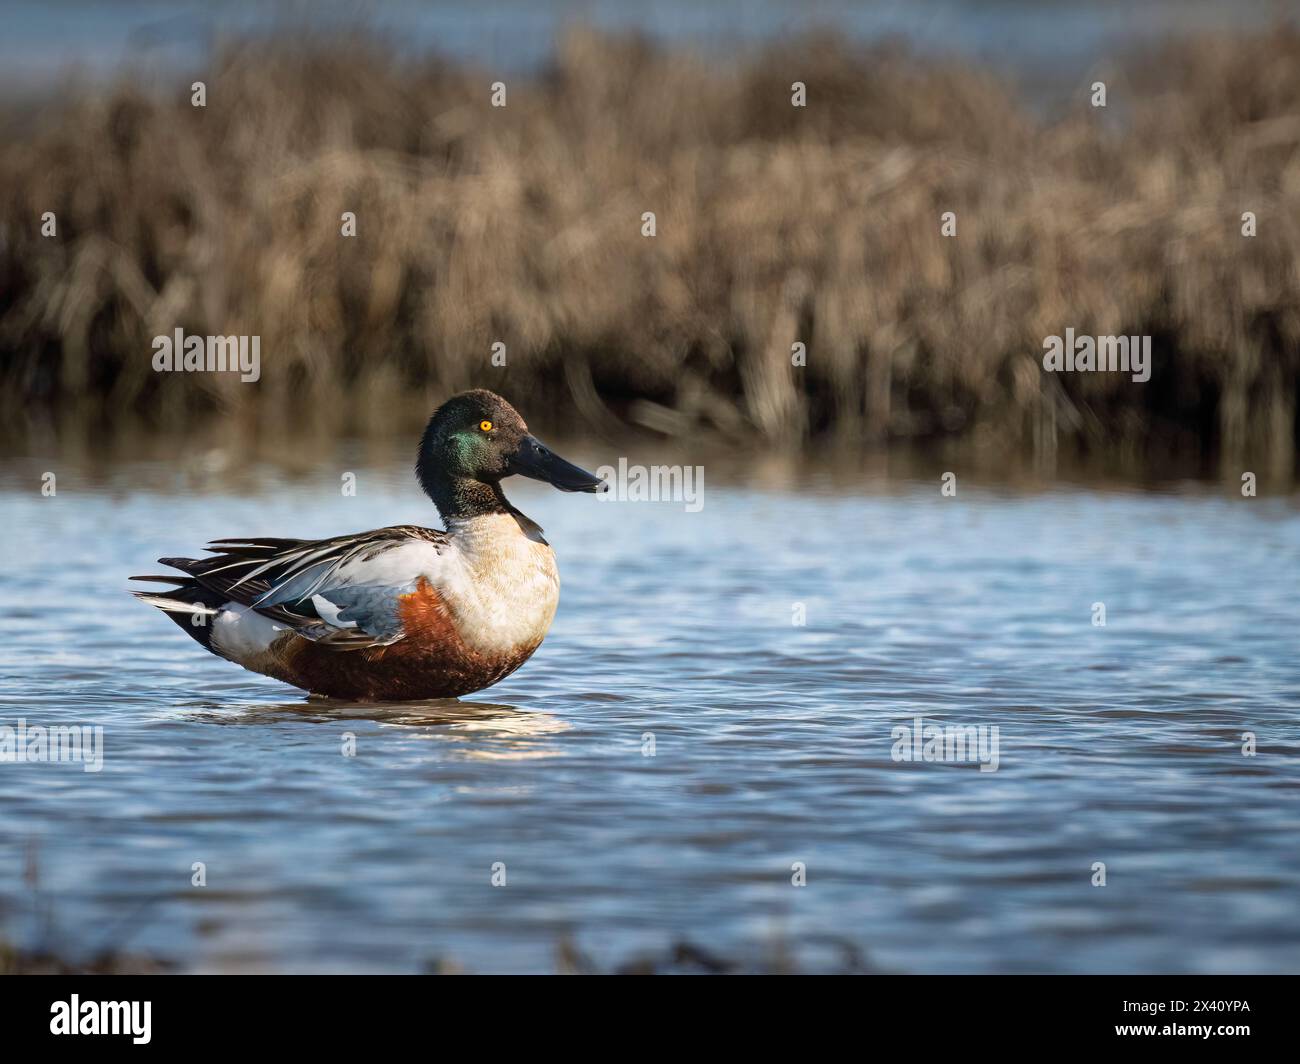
[440, 513, 560, 655]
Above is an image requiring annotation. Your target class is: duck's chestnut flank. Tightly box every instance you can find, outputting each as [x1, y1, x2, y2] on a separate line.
[131, 391, 605, 701]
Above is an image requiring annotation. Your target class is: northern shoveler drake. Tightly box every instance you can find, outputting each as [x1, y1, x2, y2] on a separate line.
[132, 390, 605, 701]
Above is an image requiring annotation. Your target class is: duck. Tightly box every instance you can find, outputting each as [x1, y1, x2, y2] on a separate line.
[131, 390, 605, 701]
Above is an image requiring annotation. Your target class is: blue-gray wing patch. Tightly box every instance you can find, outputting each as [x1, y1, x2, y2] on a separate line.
[293, 583, 418, 649]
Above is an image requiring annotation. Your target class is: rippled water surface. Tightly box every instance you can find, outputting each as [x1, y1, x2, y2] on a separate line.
[2, 456, 1298, 972]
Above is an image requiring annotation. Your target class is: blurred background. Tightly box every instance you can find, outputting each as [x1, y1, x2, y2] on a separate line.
[1, 0, 1298, 482]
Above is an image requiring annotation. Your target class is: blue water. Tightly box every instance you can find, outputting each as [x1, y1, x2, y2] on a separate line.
[2, 455, 1297, 972]
[1, 0, 1284, 88]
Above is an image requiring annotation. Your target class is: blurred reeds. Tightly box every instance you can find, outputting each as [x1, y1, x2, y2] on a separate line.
[0, 27, 1297, 475]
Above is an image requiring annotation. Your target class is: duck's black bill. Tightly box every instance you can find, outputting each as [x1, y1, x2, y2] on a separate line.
[509, 435, 606, 493]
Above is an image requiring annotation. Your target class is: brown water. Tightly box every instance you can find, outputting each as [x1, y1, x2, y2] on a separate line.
[1, 452, 1298, 972]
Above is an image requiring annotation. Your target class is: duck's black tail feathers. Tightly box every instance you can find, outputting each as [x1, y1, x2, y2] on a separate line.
[129, 569, 227, 650]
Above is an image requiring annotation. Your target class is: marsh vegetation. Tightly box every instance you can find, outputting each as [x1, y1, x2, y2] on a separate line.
[0, 27, 1296, 478]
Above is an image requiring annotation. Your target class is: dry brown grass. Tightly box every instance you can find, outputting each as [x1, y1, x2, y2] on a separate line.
[1, 27, 1297, 474]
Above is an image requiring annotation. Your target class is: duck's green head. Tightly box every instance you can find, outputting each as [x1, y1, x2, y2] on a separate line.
[417, 390, 604, 518]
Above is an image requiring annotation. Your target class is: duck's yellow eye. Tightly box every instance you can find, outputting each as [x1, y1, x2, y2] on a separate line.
[479, 420, 493, 432]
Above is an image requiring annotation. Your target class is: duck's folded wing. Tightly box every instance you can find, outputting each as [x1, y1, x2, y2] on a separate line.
[157, 525, 450, 650]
